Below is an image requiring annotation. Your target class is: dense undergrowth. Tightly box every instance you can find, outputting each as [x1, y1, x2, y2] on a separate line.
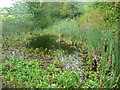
[2, 32, 98, 88]
[1, 2, 120, 88]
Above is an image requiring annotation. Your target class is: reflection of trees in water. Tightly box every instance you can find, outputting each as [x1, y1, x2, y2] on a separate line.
[28, 34, 77, 54]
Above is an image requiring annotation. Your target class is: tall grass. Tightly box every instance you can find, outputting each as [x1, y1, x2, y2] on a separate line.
[2, 14, 33, 39]
[81, 23, 119, 88]
[2, 7, 119, 88]
[42, 20, 80, 44]
[36, 17, 119, 88]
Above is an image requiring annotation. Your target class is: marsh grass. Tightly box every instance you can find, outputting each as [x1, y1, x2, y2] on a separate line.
[46, 20, 80, 43]
[2, 5, 119, 88]
[28, 20, 119, 88]
[82, 24, 119, 88]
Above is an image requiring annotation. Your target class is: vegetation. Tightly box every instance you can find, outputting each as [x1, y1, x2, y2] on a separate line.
[1, 1, 120, 88]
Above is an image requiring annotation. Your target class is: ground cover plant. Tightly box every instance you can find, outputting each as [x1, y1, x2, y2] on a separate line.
[1, 1, 120, 88]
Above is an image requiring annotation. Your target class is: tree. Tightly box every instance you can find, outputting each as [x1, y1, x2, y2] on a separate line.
[26, 2, 62, 29]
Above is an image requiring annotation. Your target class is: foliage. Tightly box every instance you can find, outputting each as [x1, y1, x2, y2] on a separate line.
[2, 2, 33, 38]
[60, 2, 81, 19]
[2, 58, 81, 88]
[26, 2, 62, 29]
[2, 2, 120, 88]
